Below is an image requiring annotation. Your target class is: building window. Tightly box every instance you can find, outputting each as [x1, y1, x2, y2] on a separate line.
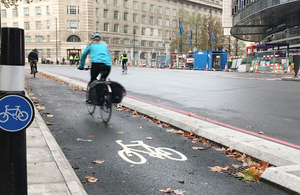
[70, 20, 78, 29]
[12, 9, 18, 17]
[2, 23, 7, 27]
[141, 40, 147, 46]
[133, 1, 137, 10]
[104, 9, 109, 18]
[103, 37, 109, 44]
[36, 21, 42, 30]
[25, 36, 31, 43]
[149, 41, 154, 47]
[173, 9, 176, 17]
[124, 0, 128, 8]
[133, 40, 139, 46]
[103, 0, 108, 4]
[166, 8, 170, 15]
[47, 49, 50, 58]
[113, 38, 120, 44]
[114, 24, 119, 33]
[150, 17, 154, 25]
[96, 21, 99, 30]
[46, 6, 50, 15]
[165, 19, 169, 27]
[13, 22, 18, 27]
[173, 20, 176, 28]
[114, 0, 118, 6]
[142, 3, 146, 11]
[141, 27, 145, 35]
[35, 7, 41, 15]
[104, 23, 109, 31]
[124, 12, 128, 21]
[150, 29, 154, 36]
[24, 8, 29, 16]
[24, 22, 30, 30]
[133, 14, 137, 22]
[158, 18, 162, 26]
[124, 25, 128, 33]
[158, 6, 162, 14]
[35, 36, 43, 42]
[2, 9, 6, 18]
[47, 35, 50, 42]
[114, 11, 119, 19]
[96, 8, 99, 17]
[70, 6, 77, 14]
[150, 5, 154, 13]
[142, 15, 146, 24]
[158, 30, 162, 37]
[124, 39, 130, 45]
[158, 42, 163, 47]
[67, 35, 81, 42]
[46, 20, 50, 29]
[133, 27, 137, 34]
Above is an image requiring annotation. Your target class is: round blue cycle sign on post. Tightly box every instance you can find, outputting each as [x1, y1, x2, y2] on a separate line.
[0, 94, 34, 132]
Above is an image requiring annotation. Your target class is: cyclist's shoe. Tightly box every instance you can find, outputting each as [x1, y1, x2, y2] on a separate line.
[30, 72, 33, 74]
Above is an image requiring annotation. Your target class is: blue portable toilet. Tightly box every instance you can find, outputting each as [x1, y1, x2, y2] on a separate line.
[194, 50, 227, 70]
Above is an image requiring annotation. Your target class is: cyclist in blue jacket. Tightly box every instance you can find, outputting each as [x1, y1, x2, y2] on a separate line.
[78, 31, 111, 83]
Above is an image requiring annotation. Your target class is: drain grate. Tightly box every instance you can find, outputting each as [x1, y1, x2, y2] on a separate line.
[224, 166, 248, 180]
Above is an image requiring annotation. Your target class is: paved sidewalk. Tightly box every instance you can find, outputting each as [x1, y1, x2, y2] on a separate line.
[27, 103, 87, 194]
[27, 70, 300, 194]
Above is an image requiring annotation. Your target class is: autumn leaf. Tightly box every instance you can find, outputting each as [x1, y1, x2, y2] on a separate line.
[173, 189, 186, 195]
[36, 104, 45, 110]
[232, 164, 240, 168]
[166, 129, 175, 133]
[192, 147, 204, 150]
[92, 160, 105, 164]
[46, 122, 53, 125]
[47, 115, 54, 117]
[173, 130, 184, 135]
[132, 110, 138, 116]
[86, 176, 98, 183]
[161, 123, 170, 127]
[221, 165, 230, 171]
[285, 118, 293, 122]
[209, 166, 223, 172]
[192, 140, 198, 144]
[89, 135, 96, 137]
[146, 137, 153, 140]
[159, 188, 173, 193]
[152, 119, 161, 124]
[178, 180, 184, 183]
[215, 147, 226, 152]
[258, 131, 264, 134]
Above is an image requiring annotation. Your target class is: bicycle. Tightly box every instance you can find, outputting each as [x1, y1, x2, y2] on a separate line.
[0, 105, 29, 123]
[30, 60, 38, 77]
[122, 62, 128, 74]
[83, 67, 112, 123]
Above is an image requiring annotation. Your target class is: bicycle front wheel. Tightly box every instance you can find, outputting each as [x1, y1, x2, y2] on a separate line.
[100, 93, 112, 123]
[156, 147, 187, 161]
[86, 85, 96, 115]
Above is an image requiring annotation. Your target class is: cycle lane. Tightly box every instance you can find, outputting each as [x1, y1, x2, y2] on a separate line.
[24, 69, 300, 194]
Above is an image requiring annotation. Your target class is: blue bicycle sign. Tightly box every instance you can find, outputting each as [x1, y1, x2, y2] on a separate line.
[0, 94, 34, 132]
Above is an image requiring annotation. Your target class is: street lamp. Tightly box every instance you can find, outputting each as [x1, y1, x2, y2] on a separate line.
[133, 29, 136, 65]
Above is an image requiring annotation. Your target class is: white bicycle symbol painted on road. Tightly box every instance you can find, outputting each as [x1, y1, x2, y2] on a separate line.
[116, 140, 187, 164]
[0, 105, 29, 123]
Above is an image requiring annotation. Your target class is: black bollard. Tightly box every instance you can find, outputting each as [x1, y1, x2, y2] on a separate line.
[0, 27, 34, 195]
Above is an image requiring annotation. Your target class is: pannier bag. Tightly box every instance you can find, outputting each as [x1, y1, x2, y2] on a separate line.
[109, 81, 126, 103]
[88, 80, 108, 105]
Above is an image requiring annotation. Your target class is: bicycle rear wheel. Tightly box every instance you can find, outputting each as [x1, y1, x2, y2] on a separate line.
[33, 66, 37, 78]
[86, 85, 96, 115]
[100, 93, 112, 123]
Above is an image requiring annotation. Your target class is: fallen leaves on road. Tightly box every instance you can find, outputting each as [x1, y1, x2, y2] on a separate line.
[46, 121, 53, 125]
[92, 160, 105, 164]
[85, 176, 98, 183]
[47, 115, 54, 117]
[178, 180, 184, 183]
[258, 131, 264, 134]
[35, 104, 45, 110]
[209, 165, 230, 172]
[192, 147, 204, 150]
[132, 110, 138, 116]
[173, 189, 186, 195]
[152, 119, 161, 124]
[159, 188, 173, 193]
[146, 137, 153, 140]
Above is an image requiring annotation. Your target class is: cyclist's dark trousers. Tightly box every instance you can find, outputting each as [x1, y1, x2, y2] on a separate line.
[122, 60, 127, 70]
[90, 63, 111, 83]
[30, 60, 37, 73]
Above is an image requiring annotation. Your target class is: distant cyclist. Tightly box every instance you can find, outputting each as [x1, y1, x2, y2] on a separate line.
[78, 31, 112, 83]
[28, 49, 39, 74]
[119, 51, 128, 73]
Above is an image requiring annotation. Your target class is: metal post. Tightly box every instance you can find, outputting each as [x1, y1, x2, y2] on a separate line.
[0, 27, 33, 195]
[133, 30, 136, 65]
[56, 17, 58, 64]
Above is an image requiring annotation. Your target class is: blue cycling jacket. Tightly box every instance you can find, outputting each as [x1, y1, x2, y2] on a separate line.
[79, 42, 111, 68]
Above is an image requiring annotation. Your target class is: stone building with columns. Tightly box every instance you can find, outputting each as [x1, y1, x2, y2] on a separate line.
[1, 0, 222, 65]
